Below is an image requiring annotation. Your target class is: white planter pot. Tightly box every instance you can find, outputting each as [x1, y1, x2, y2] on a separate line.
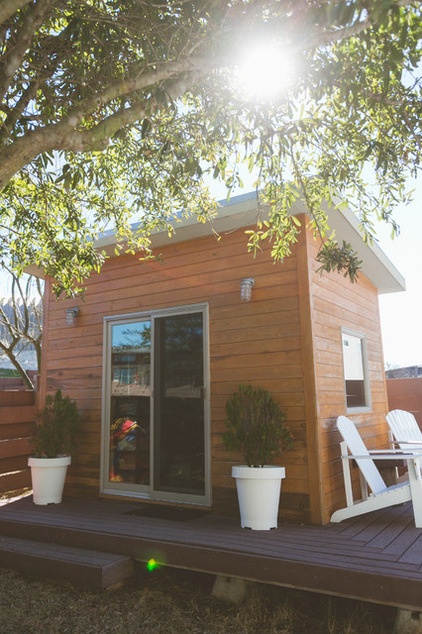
[232, 465, 286, 530]
[28, 456, 71, 505]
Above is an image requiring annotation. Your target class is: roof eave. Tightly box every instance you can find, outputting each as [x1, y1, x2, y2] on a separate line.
[29, 191, 406, 294]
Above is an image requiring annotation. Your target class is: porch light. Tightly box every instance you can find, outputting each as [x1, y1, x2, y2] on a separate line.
[65, 307, 79, 326]
[240, 278, 255, 302]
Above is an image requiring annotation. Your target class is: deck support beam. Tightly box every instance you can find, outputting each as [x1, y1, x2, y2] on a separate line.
[212, 575, 250, 604]
[395, 609, 422, 634]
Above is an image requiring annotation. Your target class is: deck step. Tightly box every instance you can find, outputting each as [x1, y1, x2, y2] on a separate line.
[0, 535, 134, 590]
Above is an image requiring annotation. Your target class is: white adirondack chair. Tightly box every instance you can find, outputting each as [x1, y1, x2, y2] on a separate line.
[331, 415, 422, 527]
[386, 409, 422, 450]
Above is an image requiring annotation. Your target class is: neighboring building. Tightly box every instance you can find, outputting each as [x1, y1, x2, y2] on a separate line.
[386, 366, 422, 379]
[35, 192, 405, 525]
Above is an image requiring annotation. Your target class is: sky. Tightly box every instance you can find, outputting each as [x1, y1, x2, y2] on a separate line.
[375, 177, 422, 369]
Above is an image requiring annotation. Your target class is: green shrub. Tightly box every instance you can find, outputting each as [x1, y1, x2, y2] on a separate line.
[32, 390, 82, 458]
[223, 384, 293, 467]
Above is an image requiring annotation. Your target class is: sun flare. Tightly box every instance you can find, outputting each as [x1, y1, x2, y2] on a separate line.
[235, 43, 295, 101]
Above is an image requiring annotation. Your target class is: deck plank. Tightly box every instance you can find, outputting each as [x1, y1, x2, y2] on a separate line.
[0, 535, 134, 589]
[396, 535, 422, 567]
[1, 496, 422, 609]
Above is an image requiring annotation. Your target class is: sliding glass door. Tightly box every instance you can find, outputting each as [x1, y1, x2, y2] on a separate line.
[153, 312, 205, 496]
[102, 305, 209, 505]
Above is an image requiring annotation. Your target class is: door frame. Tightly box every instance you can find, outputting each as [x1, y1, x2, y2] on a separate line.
[100, 303, 211, 506]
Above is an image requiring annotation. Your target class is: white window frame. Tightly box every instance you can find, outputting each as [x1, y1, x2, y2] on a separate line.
[341, 328, 371, 413]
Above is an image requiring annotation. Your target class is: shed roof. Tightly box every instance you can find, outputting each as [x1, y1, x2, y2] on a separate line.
[95, 191, 405, 295]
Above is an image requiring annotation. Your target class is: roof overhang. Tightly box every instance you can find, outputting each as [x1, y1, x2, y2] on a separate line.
[95, 191, 405, 294]
[319, 201, 405, 294]
[28, 191, 404, 294]
[95, 191, 264, 252]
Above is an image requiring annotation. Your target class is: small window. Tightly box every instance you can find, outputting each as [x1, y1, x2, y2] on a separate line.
[342, 330, 370, 411]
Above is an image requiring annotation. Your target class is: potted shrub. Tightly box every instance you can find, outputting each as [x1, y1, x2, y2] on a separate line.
[28, 390, 82, 505]
[223, 384, 293, 530]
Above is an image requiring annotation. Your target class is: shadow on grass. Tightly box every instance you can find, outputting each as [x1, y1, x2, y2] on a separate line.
[0, 564, 397, 634]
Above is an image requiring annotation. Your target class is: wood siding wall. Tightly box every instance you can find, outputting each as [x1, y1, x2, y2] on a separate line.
[41, 225, 310, 521]
[40, 218, 390, 525]
[304, 232, 390, 524]
[0, 390, 36, 495]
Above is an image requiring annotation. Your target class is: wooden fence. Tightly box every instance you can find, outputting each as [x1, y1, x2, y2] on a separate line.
[386, 377, 422, 429]
[0, 372, 37, 391]
[0, 390, 36, 495]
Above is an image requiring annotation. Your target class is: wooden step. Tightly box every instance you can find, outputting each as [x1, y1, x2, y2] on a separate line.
[0, 535, 134, 590]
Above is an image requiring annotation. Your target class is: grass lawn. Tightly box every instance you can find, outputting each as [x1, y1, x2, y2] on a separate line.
[0, 564, 397, 633]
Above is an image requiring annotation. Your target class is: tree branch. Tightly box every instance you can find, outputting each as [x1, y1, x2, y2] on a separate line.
[65, 55, 214, 125]
[0, 81, 38, 147]
[78, 69, 205, 149]
[0, 267, 42, 389]
[0, 0, 418, 193]
[0, 0, 58, 100]
[0, 340, 35, 389]
[296, 0, 416, 50]
[0, 0, 31, 27]
[0, 60, 211, 188]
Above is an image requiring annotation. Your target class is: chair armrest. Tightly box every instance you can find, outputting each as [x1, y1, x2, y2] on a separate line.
[368, 447, 422, 455]
[344, 452, 422, 460]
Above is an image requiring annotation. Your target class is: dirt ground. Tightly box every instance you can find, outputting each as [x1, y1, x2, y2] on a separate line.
[0, 563, 397, 634]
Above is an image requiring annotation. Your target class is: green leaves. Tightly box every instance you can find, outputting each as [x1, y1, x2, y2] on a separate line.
[0, 1, 420, 293]
[223, 384, 293, 467]
[316, 240, 363, 282]
[32, 390, 82, 458]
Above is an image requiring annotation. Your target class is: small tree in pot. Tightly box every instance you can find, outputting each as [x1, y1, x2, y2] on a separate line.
[28, 390, 82, 504]
[223, 384, 293, 467]
[223, 384, 293, 530]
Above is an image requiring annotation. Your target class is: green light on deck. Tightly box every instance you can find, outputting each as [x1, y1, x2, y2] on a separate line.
[147, 558, 158, 572]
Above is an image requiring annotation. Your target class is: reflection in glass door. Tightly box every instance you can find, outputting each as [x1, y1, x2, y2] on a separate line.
[108, 320, 151, 486]
[103, 307, 208, 504]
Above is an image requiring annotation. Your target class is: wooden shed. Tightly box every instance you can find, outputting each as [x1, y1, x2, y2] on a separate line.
[37, 192, 405, 525]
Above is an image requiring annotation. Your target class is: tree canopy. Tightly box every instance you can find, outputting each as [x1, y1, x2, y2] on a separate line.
[1, 0, 421, 295]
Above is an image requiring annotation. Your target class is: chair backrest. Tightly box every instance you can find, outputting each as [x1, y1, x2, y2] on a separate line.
[337, 415, 386, 495]
[386, 409, 422, 450]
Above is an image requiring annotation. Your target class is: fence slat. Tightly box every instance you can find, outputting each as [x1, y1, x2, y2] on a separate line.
[0, 390, 35, 407]
[0, 438, 32, 460]
[0, 405, 37, 425]
[0, 469, 31, 494]
[0, 422, 35, 442]
[0, 456, 29, 472]
[0, 391, 36, 496]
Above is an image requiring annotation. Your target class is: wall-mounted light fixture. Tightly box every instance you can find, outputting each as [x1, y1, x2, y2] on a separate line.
[240, 278, 255, 302]
[65, 307, 79, 326]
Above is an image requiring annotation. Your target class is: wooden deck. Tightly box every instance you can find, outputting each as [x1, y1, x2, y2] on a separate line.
[1, 495, 422, 609]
